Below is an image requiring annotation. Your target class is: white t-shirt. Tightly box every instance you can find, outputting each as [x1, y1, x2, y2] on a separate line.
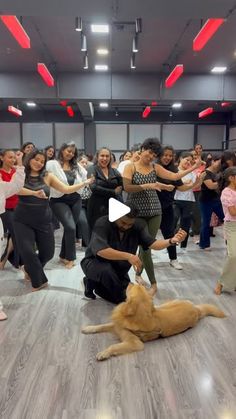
[174, 172, 196, 202]
[117, 160, 130, 175]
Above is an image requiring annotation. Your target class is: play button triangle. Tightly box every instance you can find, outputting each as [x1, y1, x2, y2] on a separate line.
[108, 198, 131, 222]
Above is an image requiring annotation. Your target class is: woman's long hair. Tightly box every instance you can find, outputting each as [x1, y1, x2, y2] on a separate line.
[57, 142, 82, 177]
[24, 149, 47, 181]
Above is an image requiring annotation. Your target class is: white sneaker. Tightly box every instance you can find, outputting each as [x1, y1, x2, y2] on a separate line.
[170, 260, 183, 270]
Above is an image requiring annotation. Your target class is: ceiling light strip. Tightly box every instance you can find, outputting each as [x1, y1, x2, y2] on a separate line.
[0, 15, 30, 48]
[193, 18, 225, 52]
[198, 107, 214, 118]
[142, 106, 151, 118]
[8, 105, 22, 116]
[37, 63, 54, 87]
[67, 106, 74, 117]
[165, 64, 184, 88]
[221, 102, 231, 107]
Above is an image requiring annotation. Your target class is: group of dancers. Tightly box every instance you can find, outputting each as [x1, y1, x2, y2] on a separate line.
[0, 138, 236, 318]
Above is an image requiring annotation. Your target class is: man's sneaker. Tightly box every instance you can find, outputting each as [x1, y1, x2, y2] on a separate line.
[170, 259, 183, 270]
[83, 277, 96, 300]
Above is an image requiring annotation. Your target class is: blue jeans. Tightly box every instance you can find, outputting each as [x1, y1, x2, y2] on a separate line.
[199, 199, 224, 248]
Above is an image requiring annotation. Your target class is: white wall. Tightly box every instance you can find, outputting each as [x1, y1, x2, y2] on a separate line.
[96, 124, 127, 150]
[22, 123, 53, 148]
[162, 124, 194, 149]
[197, 125, 225, 149]
[55, 123, 84, 149]
[129, 124, 161, 146]
[0, 123, 21, 149]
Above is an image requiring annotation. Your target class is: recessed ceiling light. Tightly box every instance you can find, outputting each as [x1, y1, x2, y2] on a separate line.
[99, 102, 109, 108]
[172, 103, 182, 108]
[95, 64, 108, 71]
[91, 24, 109, 33]
[26, 102, 36, 107]
[97, 48, 109, 55]
[211, 66, 227, 73]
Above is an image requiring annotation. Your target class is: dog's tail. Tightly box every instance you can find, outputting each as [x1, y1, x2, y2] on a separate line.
[196, 304, 226, 319]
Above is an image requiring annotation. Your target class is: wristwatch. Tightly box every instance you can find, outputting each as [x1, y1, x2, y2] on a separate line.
[168, 238, 175, 246]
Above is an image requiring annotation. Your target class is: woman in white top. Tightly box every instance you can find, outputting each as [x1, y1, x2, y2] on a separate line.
[0, 151, 25, 320]
[46, 142, 89, 269]
[174, 152, 204, 252]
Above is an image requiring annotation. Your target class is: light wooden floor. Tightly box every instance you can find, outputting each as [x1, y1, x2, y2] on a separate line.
[0, 228, 236, 419]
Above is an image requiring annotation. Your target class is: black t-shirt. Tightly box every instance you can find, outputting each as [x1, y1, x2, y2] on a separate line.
[156, 163, 183, 209]
[200, 170, 219, 202]
[83, 216, 156, 274]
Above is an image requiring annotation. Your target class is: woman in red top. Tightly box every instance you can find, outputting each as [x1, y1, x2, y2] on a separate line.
[0, 149, 22, 269]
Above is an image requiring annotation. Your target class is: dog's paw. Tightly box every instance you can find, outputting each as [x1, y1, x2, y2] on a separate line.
[81, 325, 97, 334]
[96, 350, 111, 361]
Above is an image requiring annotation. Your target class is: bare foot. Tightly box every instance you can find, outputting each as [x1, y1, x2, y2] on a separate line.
[148, 283, 158, 297]
[0, 310, 7, 321]
[21, 266, 31, 281]
[64, 261, 76, 269]
[32, 282, 48, 292]
[59, 257, 67, 264]
[0, 258, 7, 270]
[214, 282, 223, 295]
[135, 275, 149, 287]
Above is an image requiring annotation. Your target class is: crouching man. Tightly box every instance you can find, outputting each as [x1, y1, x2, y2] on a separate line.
[81, 202, 186, 303]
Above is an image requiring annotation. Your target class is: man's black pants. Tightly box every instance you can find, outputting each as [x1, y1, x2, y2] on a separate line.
[81, 258, 130, 304]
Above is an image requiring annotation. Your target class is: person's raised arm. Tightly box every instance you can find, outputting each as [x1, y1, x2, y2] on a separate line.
[2, 151, 25, 199]
[155, 159, 202, 181]
[47, 172, 94, 194]
[149, 229, 187, 251]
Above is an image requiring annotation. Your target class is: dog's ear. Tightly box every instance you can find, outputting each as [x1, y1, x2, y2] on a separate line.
[123, 297, 137, 317]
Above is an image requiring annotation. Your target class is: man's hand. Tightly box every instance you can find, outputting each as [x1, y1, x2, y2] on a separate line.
[127, 254, 142, 272]
[171, 229, 187, 244]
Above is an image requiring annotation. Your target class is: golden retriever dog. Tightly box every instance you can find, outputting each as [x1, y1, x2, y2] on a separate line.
[82, 283, 225, 361]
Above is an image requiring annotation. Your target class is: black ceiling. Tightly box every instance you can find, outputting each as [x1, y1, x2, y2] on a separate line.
[1, 0, 236, 118]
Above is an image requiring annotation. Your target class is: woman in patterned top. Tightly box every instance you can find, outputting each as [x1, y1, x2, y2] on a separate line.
[123, 138, 201, 296]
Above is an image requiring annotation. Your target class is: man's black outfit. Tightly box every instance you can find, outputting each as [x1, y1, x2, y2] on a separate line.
[81, 216, 155, 304]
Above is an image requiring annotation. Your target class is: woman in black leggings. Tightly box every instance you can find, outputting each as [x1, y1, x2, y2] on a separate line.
[14, 149, 93, 291]
[46, 143, 89, 268]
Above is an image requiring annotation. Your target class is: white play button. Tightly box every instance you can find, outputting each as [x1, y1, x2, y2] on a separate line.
[108, 198, 131, 222]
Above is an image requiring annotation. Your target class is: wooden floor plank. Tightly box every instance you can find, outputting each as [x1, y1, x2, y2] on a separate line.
[0, 227, 236, 419]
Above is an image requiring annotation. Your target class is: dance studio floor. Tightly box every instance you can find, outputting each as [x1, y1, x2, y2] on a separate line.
[0, 227, 236, 419]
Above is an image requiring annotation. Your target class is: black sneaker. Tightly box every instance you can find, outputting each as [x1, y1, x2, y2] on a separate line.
[83, 277, 96, 300]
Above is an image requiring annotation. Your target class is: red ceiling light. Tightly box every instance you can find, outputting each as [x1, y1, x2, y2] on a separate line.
[165, 65, 184, 88]
[221, 102, 231, 107]
[8, 105, 22, 117]
[37, 63, 54, 87]
[67, 106, 74, 117]
[60, 100, 67, 107]
[198, 107, 214, 118]
[142, 106, 151, 118]
[193, 18, 225, 52]
[151, 101, 158, 106]
[0, 15, 30, 48]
